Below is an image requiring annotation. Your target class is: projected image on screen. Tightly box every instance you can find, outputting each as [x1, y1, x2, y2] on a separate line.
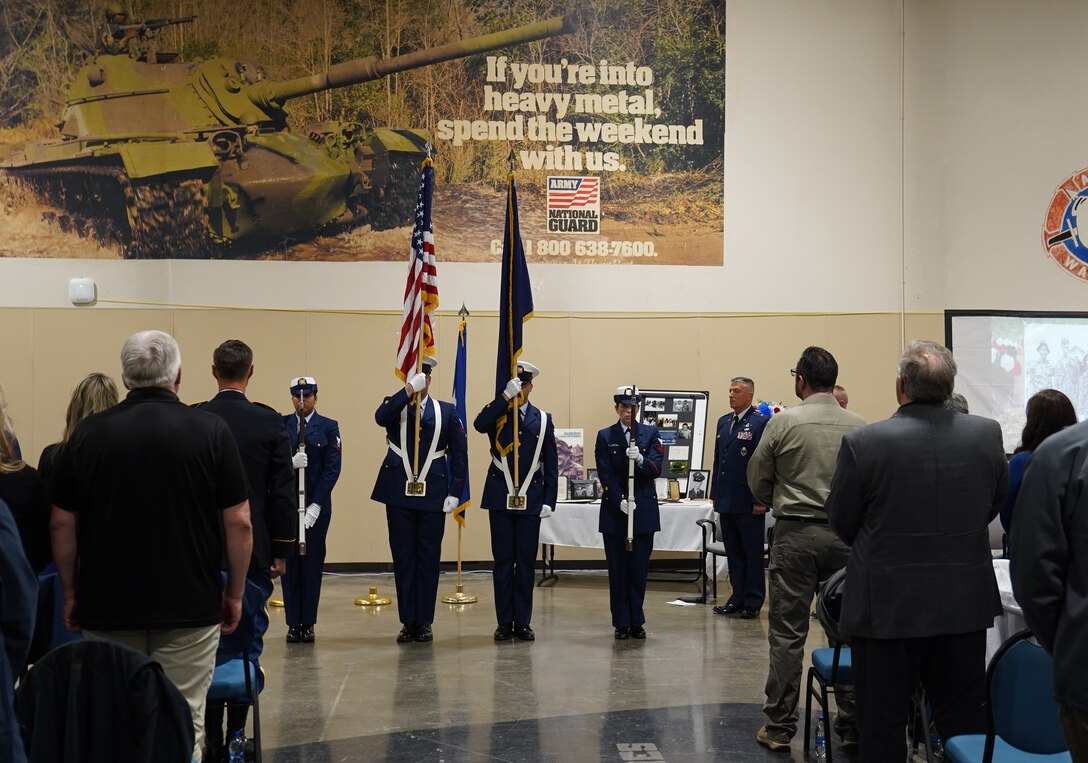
[947, 311, 1088, 452]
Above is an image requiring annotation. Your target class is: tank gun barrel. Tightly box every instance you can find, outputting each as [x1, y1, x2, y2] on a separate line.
[249, 14, 577, 109]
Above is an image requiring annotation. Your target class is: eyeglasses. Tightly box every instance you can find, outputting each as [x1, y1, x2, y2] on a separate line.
[789, 369, 799, 378]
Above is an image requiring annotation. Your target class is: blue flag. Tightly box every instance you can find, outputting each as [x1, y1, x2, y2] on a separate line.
[451, 317, 471, 527]
[494, 175, 535, 455]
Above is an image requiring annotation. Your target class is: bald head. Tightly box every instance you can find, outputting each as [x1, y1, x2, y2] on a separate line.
[896, 340, 956, 404]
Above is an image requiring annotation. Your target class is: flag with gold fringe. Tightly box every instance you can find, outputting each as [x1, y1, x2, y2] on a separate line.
[394, 160, 439, 380]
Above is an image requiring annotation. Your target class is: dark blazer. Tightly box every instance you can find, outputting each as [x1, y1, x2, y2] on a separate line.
[474, 396, 558, 514]
[826, 403, 1008, 640]
[595, 422, 664, 535]
[200, 391, 296, 571]
[711, 407, 768, 514]
[283, 409, 342, 513]
[372, 389, 468, 512]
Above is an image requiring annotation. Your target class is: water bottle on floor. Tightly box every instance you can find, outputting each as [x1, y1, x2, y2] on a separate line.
[228, 729, 246, 763]
[814, 713, 827, 761]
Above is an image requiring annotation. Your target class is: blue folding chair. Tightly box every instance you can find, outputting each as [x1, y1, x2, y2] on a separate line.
[944, 629, 1071, 763]
[205, 576, 266, 762]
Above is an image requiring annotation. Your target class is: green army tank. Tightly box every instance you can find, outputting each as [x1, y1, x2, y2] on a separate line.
[2, 14, 576, 258]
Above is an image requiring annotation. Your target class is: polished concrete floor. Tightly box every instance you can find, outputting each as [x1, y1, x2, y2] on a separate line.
[253, 569, 852, 762]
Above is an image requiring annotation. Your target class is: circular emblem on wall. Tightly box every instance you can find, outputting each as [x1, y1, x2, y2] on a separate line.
[1043, 168, 1088, 282]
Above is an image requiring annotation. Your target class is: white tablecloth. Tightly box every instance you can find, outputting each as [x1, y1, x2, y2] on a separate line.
[539, 500, 715, 551]
[986, 558, 1027, 663]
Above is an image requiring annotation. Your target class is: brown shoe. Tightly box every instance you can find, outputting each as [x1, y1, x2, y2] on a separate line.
[756, 726, 791, 752]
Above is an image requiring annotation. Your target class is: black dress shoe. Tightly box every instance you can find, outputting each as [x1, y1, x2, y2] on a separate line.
[396, 625, 417, 643]
[614, 626, 630, 640]
[712, 602, 742, 616]
[514, 624, 535, 641]
[301, 625, 315, 643]
[414, 624, 433, 642]
[494, 624, 513, 641]
[740, 608, 760, 620]
[630, 625, 646, 639]
[286, 627, 301, 643]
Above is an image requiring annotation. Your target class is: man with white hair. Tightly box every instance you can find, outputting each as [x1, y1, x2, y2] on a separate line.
[50, 330, 252, 762]
[825, 340, 1008, 761]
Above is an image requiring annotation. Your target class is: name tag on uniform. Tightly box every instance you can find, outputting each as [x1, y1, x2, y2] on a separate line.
[406, 479, 426, 497]
[507, 494, 527, 510]
[738, 430, 753, 440]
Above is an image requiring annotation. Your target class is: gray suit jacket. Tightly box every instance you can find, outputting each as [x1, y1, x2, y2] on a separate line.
[826, 402, 1008, 640]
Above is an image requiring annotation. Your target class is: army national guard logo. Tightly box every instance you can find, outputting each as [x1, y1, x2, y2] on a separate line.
[547, 176, 600, 233]
[1043, 168, 1088, 282]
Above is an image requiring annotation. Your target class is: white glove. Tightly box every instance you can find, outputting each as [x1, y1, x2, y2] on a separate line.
[303, 503, 321, 529]
[626, 444, 644, 465]
[292, 451, 308, 470]
[406, 373, 427, 394]
[539, 504, 554, 519]
[442, 496, 459, 514]
[620, 499, 636, 515]
[503, 378, 522, 400]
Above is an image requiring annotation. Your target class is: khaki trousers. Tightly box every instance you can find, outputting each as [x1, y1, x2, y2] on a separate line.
[763, 520, 855, 739]
[85, 623, 220, 762]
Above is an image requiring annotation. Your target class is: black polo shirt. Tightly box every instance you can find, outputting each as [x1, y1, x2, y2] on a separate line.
[51, 387, 249, 630]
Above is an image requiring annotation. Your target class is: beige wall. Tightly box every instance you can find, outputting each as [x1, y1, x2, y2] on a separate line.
[0, 307, 940, 563]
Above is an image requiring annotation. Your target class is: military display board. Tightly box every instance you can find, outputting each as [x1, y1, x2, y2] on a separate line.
[0, 0, 723, 266]
[637, 389, 709, 496]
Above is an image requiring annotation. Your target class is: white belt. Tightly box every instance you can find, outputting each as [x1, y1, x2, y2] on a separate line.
[391, 399, 444, 483]
[493, 410, 550, 498]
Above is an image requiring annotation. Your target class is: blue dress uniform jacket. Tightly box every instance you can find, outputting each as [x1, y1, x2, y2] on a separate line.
[711, 407, 768, 513]
[596, 423, 664, 535]
[595, 422, 664, 630]
[371, 389, 468, 509]
[372, 388, 468, 630]
[473, 397, 559, 514]
[710, 406, 769, 610]
[474, 395, 558, 628]
[280, 409, 341, 629]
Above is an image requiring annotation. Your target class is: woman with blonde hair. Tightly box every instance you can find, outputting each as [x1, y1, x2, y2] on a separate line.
[38, 373, 120, 490]
[0, 384, 51, 572]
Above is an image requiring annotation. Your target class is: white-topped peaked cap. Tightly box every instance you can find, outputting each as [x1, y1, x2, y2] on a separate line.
[613, 385, 641, 405]
[516, 361, 540, 381]
[290, 376, 317, 395]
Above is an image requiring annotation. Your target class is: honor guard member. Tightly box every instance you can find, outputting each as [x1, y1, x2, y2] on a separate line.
[199, 340, 296, 757]
[595, 386, 664, 640]
[710, 377, 769, 619]
[373, 357, 468, 644]
[281, 376, 342, 644]
[474, 361, 558, 642]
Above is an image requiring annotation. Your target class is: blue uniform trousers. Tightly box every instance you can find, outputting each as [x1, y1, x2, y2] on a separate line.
[602, 532, 654, 628]
[386, 505, 446, 627]
[488, 511, 541, 626]
[282, 505, 329, 627]
[720, 511, 767, 610]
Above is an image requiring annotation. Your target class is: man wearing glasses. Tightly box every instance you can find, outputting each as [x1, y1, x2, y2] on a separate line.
[747, 347, 866, 753]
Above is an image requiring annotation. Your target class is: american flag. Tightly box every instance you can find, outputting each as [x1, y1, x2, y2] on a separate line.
[548, 177, 600, 209]
[394, 162, 439, 381]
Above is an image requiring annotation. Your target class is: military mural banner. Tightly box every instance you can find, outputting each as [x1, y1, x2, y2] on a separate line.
[0, 0, 724, 266]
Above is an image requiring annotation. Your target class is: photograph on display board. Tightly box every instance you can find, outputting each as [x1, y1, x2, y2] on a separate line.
[657, 414, 678, 430]
[554, 429, 585, 480]
[642, 411, 659, 426]
[0, 0, 724, 265]
[644, 398, 666, 412]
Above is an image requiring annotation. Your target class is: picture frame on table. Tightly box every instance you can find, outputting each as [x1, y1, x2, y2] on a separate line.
[686, 469, 709, 500]
[557, 475, 569, 501]
[569, 480, 596, 500]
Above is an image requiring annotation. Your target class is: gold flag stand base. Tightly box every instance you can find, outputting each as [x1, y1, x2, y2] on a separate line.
[355, 586, 392, 606]
[442, 523, 476, 604]
[442, 583, 477, 605]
